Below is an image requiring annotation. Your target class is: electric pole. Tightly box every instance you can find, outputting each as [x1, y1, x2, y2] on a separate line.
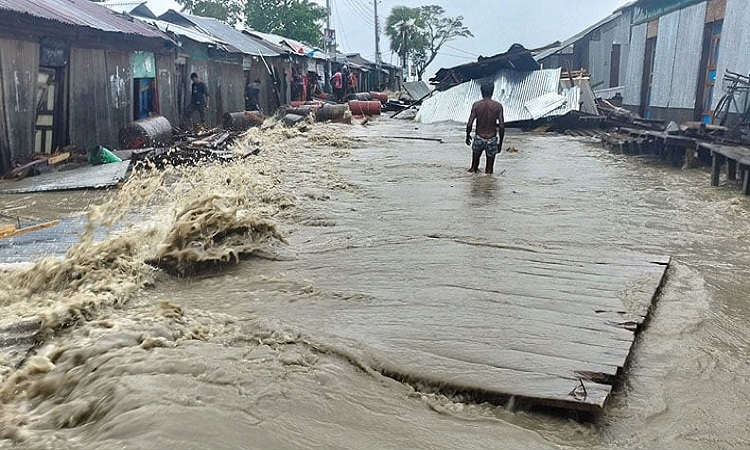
[325, 0, 334, 86]
[374, 0, 382, 90]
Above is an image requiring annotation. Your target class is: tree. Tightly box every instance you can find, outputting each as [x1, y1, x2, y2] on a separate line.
[385, 5, 473, 80]
[177, 0, 244, 23]
[244, 0, 327, 47]
[385, 6, 424, 71]
[413, 5, 473, 80]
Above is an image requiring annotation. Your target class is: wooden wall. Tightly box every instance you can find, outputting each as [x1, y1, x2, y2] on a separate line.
[156, 53, 179, 126]
[209, 59, 245, 123]
[0, 38, 39, 173]
[69, 48, 132, 152]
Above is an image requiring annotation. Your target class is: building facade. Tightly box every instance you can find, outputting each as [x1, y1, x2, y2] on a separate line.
[538, 0, 738, 125]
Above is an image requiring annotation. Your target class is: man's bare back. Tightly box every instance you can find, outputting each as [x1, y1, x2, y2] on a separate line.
[465, 82, 505, 174]
[467, 98, 504, 139]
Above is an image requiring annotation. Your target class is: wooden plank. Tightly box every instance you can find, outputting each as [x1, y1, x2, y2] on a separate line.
[47, 152, 71, 166]
[712, 153, 724, 186]
[0, 220, 59, 240]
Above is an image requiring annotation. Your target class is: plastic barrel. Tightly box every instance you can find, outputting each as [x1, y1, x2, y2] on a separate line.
[119, 116, 173, 149]
[348, 100, 381, 116]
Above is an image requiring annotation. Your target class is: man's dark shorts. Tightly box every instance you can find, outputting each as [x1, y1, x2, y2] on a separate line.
[472, 135, 499, 157]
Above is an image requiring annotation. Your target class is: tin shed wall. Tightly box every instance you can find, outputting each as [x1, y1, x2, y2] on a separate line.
[668, 1, 707, 110]
[587, 14, 632, 90]
[649, 10, 680, 108]
[650, 2, 706, 109]
[713, 0, 750, 108]
[0, 38, 38, 172]
[623, 22, 648, 106]
[209, 60, 245, 122]
[156, 53, 179, 126]
[69, 48, 132, 151]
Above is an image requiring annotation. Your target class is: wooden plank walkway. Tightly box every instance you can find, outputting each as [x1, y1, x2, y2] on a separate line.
[699, 142, 750, 195]
[285, 238, 671, 413]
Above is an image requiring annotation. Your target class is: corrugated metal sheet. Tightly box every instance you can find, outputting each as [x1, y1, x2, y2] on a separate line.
[650, 10, 680, 108]
[649, 2, 706, 109]
[145, 18, 223, 45]
[101, 0, 156, 19]
[416, 68, 569, 124]
[525, 93, 567, 120]
[561, 78, 599, 115]
[245, 30, 327, 60]
[535, 12, 624, 61]
[403, 81, 432, 101]
[624, 22, 648, 106]
[587, 13, 633, 92]
[713, 0, 750, 109]
[668, 1, 707, 109]
[0, 0, 168, 39]
[182, 15, 281, 57]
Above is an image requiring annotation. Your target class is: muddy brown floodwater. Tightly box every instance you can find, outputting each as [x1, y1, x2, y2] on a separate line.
[0, 119, 749, 449]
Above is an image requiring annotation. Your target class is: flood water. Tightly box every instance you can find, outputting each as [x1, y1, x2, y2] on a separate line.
[1, 119, 749, 449]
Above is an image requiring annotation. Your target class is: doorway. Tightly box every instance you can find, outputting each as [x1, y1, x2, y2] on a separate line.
[34, 67, 65, 153]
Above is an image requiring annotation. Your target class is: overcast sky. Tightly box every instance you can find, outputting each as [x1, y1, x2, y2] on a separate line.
[144, 0, 631, 78]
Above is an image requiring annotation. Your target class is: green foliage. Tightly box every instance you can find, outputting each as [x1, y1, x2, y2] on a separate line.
[385, 4, 473, 80]
[385, 6, 425, 64]
[171, 0, 326, 45]
[244, 0, 327, 47]
[174, 0, 244, 23]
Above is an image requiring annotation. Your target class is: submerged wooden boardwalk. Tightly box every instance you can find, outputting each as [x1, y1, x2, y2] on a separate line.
[283, 237, 671, 413]
[0, 220, 671, 413]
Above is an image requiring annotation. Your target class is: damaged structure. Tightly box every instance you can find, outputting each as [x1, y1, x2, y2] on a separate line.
[417, 45, 599, 126]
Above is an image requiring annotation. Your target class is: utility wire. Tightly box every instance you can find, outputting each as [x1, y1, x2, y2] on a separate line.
[333, 0, 353, 52]
[444, 44, 480, 57]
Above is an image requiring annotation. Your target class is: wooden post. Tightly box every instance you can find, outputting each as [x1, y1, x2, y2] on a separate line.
[727, 159, 738, 181]
[711, 153, 724, 186]
[743, 165, 750, 195]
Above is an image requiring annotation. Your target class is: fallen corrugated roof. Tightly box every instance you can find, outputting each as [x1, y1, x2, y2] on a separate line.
[417, 68, 582, 125]
[430, 44, 541, 91]
[0, 0, 168, 40]
[159, 10, 282, 56]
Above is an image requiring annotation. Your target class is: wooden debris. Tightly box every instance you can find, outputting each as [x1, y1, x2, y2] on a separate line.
[0, 220, 60, 240]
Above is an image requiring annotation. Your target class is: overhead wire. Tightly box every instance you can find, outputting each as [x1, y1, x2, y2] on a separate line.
[444, 44, 480, 58]
[332, 0, 353, 52]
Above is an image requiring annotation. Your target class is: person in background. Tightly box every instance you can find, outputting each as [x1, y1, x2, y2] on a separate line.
[184, 72, 209, 125]
[332, 70, 344, 102]
[341, 65, 351, 100]
[465, 81, 504, 174]
[348, 71, 358, 93]
[245, 78, 262, 112]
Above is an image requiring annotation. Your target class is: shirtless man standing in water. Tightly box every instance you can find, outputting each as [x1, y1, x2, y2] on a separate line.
[465, 81, 505, 174]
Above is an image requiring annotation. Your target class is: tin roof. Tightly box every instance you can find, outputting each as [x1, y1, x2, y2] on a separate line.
[534, 11, 624, 62]
[245, 29, 327, 60]
[159, 10, 281, 57]
[100, 0, 157, 19]
[430, 44, 541, 91]
[0, 0, 169, 40]
[143, 18, 225, 46]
